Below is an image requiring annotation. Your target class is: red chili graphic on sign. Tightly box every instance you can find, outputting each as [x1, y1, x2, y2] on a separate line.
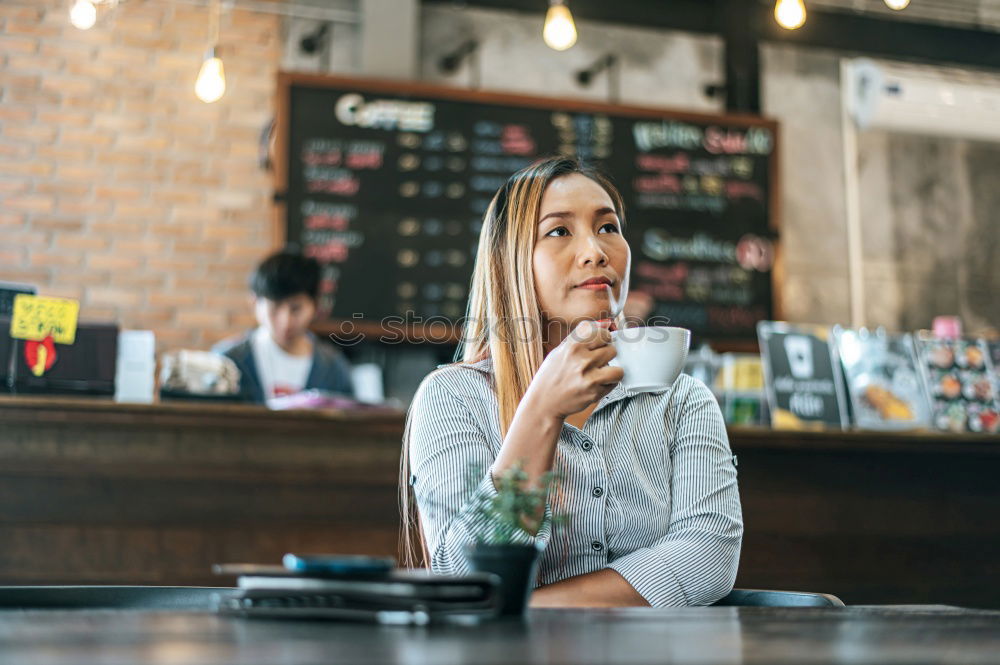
[24, 335, 57, 377]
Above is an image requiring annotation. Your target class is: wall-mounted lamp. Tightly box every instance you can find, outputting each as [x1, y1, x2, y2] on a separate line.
[438, 39, 481, 88]
[299, 22, 330, 55]
[543, 0, 577, 51]
[576, 53, 619, 103]
[884, 0, 909, 9]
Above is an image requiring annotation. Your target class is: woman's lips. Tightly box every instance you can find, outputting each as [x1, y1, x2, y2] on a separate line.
[577, 283, 611, 291]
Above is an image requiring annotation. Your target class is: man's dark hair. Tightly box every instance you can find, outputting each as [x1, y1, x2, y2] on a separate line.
[249, 250, 321, 302]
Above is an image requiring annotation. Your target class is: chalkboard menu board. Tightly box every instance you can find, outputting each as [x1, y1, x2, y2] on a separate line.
[276, 74, 780, 343]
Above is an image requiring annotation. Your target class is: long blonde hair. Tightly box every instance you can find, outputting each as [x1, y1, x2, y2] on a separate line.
[399, 157, 627, 567]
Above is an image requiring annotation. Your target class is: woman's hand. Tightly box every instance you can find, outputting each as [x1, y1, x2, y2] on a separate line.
[526, 319, 624, 420]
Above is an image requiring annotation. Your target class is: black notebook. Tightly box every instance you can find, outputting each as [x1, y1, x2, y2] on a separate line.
[212, 564, 501, 624]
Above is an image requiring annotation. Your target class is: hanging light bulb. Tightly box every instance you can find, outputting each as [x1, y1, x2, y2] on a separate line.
[884, 0, 910, 9]
[195, 0, 226, 103]
[195, 48, 226, 103]
[543, 0, 577, 51]
[774, 0, 807, 30]
[69, 0, 97, 30]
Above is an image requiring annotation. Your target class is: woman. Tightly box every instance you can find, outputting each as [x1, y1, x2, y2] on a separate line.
[401, 157, 742, 608]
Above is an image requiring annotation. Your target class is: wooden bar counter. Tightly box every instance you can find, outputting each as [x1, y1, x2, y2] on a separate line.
[1, 395, 997, 608]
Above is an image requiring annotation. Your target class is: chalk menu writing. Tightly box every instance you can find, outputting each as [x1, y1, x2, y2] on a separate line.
[279, 75, 778, 340]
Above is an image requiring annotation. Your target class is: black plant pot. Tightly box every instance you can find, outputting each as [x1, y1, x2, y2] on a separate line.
[464, 543, 542, 617]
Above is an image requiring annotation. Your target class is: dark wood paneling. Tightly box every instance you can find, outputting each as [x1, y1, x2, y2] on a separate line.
[1, 396, 998, 606]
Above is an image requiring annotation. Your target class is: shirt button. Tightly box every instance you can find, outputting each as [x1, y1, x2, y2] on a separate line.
[581, 440, 593, 451]
[591, 486, 604, 498]
[591, 540, 604, 552]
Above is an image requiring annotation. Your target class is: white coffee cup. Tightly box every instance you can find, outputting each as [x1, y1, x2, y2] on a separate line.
[608, 326, 691, 392]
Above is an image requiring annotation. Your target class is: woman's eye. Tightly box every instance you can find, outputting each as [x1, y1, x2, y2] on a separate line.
[545, 227, 569, 237]
[599, 222, 620, 233]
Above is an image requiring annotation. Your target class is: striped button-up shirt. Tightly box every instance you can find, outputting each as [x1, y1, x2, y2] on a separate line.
[407, 356, 742, 607]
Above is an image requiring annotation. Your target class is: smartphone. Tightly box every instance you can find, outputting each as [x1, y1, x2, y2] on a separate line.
[282, 553, 396, 576]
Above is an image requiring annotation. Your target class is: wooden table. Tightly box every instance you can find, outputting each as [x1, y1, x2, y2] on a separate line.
[2, 395, 999, 607]
[0, 606, 997, 664]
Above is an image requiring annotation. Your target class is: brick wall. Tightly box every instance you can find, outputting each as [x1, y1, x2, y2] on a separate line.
[1, 0, 281, 350]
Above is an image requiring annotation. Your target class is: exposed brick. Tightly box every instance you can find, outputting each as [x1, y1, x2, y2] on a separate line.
[148, 257, 201, 273]
[0, 248, 24, 265]
[0, 161, 53, 177]
[150, 189, 202, 206]
[95, 151, 148, 167]
[41, 284, 84, 301]
[148, 292, 199, 307]
[2, 124, 56, 143]
[30, 217, 85, 232]
[94, 185, 144, 201]
[56, 235, 110, 251]
[86, 286, 142, 307]
[0, 5, 46, 20]
[109, 271, 164, 289]
[34, 181, 90, 197]
[0, 142, 32, 158]
[3, 4, 282, 349]
[64, 59, 117, 79]
[93, 112, 149, 132]
[175, 310, 227, 330]
[62, 94, 118, 112]
[0, 179, 30, 196]
[90, 220, 146, 237]
[115, 238, 166, 255]
[0, 213, 26, 228]
[6, 54, 63, 73]
[6, 231, 49, 247]
[0, 36, 39, 54]
[5, 196, 53, 213]
[87, 254, 143, 271]
[4, 19, 60, 38]
[0, 72, 40, 89]
[36, 146, 91, 162]
[37, 110, 91, 128]
[60, 128, 115, 147]
[30, 251, 84, 268]
[127, 306, 176, 326]
[0, 106, 34, 123]
[115, 135, 169, 151]
[0, 267, 50, 283]
[79, 306, 120, 320]
[3, 88, 60, 107]
[56, 200, 113, 216]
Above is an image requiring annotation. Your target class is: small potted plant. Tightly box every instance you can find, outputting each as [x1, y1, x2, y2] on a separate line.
[463, 463, 560, 617]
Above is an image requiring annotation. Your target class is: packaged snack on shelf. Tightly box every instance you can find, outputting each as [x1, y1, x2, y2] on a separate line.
[914, 332, 1000, 434]
[833, 326, 930, 431]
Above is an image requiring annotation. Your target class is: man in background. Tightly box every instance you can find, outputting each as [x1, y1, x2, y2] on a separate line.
[214, 250, 354, 403]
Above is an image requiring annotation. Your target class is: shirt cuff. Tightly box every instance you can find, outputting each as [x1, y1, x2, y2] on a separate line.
[608, 547, 688, 607]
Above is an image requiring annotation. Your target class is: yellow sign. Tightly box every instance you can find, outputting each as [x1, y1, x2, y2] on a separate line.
[10, 294, 79, 345]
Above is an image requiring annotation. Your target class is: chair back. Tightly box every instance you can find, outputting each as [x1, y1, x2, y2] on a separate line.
[713, 588, 845, 607]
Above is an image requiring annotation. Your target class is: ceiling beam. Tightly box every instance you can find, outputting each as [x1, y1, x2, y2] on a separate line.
[423, 0, 1000, 71]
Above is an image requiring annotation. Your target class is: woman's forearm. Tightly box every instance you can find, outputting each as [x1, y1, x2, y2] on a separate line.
[491, 397, 564, 490]
[529, 568, 649, 608]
